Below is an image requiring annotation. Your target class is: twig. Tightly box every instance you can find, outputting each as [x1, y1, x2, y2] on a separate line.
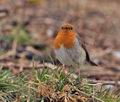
[89, 79, 120, 86]
[74, 87, 104, 102]
[0, 62, 44, 70]
[0, 50, 16, 60]
[26, 46, 44, 56]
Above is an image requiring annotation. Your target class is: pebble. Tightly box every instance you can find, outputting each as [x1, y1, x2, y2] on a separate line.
[112, 51, 120, 59]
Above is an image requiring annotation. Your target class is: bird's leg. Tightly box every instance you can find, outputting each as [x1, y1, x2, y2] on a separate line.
[76, 68, 80, 75]
[76, 64, 84, 76]
[76, 64, 85, 83]
[62, 64, 65, 69]
[74, 65, 81, 84]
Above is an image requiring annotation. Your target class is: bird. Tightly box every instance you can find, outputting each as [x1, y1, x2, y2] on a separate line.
[54, 23, 97, 71]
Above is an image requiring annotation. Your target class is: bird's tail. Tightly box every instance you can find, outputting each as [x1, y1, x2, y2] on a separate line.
[88, 60, 98, 66]
[82, 45, 98, 66]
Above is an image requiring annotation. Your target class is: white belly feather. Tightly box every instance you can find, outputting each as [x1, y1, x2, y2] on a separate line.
[55, 45, 74, 66]
[54, 38, 86, 67]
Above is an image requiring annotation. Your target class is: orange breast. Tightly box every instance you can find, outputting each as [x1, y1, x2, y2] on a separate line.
[54, 31, 76, 49]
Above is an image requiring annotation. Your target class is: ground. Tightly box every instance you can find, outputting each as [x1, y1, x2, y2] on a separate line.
[0, 0, 120, 102]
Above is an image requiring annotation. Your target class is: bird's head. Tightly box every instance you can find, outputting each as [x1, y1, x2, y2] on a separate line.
[60, 23, 74, 33]
[54, 23, 76, 49]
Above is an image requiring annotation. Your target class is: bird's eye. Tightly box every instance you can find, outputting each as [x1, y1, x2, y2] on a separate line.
[61, 26, 73, 30]
[65, 27, 68, 29]
[68, 27, 72, 30]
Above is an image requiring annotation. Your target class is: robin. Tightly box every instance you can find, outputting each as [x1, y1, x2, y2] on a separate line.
[54, 23, 97, 72]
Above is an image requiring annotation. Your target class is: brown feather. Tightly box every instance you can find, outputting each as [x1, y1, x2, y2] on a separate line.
[77, 34, 97, 66]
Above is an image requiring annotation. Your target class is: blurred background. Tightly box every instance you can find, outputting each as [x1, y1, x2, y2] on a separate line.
[0, 0, 120, 80]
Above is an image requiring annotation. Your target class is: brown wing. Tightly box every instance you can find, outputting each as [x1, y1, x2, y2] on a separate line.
[77, 34, 97, 66]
